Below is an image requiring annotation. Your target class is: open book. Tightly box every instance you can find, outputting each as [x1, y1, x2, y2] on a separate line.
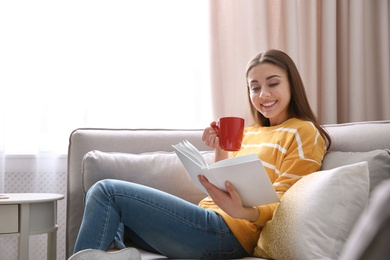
[172, 140, 279, 207]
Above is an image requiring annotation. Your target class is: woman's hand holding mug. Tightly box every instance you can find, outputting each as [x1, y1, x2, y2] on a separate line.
[211, 117, 244, 152]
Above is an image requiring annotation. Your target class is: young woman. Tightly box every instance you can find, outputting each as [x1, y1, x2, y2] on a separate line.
[69, 49, 331, 260]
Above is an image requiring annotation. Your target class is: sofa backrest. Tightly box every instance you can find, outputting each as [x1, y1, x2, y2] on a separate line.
[324, 120, 390, 152]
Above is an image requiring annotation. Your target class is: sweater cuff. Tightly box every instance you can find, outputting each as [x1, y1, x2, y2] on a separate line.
[253, 203, 278, 227]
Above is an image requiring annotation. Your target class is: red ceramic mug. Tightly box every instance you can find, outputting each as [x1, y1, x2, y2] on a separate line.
[212, 117, 245, 151]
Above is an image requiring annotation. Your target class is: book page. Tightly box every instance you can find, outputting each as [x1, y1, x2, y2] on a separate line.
[174, 140, 209, 168]
[173, 150, 207, 194]
[210, 153, 259, 168]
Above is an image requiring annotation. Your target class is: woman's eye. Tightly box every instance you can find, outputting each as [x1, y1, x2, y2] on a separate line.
[269, 82, 279, 87]
[250, 86, 261, 92]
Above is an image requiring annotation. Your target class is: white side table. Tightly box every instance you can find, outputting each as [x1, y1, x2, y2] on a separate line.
[0, 193, 64, 260]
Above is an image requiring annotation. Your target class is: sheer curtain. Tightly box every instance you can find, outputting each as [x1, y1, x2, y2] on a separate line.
[0, 0, 211, 157]
[209, 0, 390, 124]
[0, 1, 210, 259]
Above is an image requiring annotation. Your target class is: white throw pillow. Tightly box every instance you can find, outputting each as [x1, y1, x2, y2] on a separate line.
[82, 150, 214, 205]
[254, 161, 370, 260]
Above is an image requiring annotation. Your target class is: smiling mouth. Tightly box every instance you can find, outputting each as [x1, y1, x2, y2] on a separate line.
[261, 101, 277, 107]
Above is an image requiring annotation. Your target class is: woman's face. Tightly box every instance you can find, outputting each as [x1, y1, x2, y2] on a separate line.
[247, 63, 291, 126]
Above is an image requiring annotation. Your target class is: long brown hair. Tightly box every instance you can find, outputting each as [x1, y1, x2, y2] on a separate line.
[245, 49, 331, 149]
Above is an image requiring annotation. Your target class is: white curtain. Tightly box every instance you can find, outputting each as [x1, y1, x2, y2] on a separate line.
[209, 0, 390, 124]
[0, 0, 211, 156]
[0, 1, 210, 259]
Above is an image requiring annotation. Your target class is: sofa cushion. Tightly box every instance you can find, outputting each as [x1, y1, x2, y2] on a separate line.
[82, 150, 214, 204]
[321, 149, 390, 193]
[254, 162, 370, 260]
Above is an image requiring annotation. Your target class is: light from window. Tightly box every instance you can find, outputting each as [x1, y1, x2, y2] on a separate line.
[0, 0, 211, 154]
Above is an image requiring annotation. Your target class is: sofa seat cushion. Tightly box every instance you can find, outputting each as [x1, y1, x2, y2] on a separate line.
[254, 162, 370, 260]
[82, 150, 214, 204]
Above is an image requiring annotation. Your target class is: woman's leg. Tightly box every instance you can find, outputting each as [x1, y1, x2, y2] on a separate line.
[73, 179, 249, 259]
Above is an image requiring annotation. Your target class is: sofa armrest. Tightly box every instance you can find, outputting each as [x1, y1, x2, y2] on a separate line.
[340, 179, 390, 259]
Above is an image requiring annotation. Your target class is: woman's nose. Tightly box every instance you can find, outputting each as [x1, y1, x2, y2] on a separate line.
[259, 87, 270, 98]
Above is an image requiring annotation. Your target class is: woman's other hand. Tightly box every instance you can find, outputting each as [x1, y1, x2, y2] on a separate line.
[202, 121, 229, 162]
[197, 175, 259, 222]
[202, 121, 220, 149]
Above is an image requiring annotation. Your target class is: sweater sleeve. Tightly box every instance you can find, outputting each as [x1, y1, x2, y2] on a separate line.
[252, 123, 326, 227]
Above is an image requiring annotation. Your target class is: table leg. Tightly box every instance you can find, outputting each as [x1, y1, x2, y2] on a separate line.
[47, 228, 57, 260]
[19, 203, 30, 260]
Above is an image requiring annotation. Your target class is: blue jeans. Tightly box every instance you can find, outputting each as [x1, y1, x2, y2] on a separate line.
[73, 179, 249, 259]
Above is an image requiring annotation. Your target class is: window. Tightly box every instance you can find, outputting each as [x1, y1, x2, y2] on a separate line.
[0, 0, 211, 154]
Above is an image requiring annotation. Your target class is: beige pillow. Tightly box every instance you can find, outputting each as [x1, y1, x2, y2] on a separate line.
[254, 162, 369, 260]
[82, 150, 214, 204]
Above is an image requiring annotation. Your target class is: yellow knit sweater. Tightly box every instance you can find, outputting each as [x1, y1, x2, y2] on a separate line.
[198, 118, 327, 255]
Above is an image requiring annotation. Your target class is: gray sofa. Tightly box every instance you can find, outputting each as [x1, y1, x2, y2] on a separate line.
[67, 121, 390, 259]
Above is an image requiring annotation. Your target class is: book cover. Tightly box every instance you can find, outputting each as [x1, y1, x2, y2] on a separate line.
[172, 140, 279, 207]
